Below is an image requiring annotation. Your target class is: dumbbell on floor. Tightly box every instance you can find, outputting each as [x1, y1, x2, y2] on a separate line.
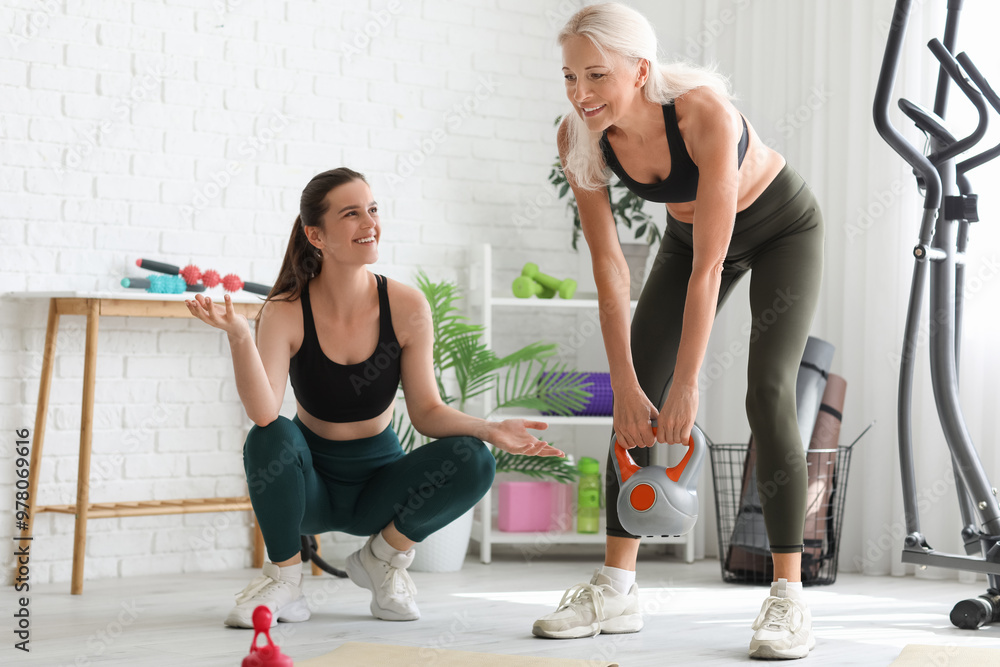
[521, 263, 577, 300]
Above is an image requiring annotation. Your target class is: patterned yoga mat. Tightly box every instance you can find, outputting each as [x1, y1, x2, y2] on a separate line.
[295, 641, 619, 666]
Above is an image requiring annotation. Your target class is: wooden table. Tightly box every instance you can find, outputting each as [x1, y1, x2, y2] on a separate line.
[8, 291, 268, 594]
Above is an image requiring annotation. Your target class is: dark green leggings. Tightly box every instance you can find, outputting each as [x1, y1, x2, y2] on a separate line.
[244, 415, 496, 563]
[606, 164, 824, 553]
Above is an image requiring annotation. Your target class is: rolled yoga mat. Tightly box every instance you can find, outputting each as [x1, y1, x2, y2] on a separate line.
[795, 336, 835, 452]
[725, 336, 836, 581]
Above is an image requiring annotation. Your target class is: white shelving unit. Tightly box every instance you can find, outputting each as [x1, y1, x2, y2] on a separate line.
[470, 244, 695, 564]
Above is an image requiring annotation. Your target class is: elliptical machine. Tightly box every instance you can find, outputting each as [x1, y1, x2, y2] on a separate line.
[874, 0, 1000, 629]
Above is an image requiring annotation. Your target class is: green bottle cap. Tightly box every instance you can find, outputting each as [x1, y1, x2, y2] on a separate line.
[577, 457, 600, 475]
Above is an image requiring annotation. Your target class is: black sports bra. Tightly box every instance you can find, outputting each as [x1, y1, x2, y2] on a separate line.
[599, 103, 750, 203]
[288, 275, 401, 423]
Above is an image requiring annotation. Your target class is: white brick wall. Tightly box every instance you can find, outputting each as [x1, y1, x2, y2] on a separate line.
[0, 0, 591, 587]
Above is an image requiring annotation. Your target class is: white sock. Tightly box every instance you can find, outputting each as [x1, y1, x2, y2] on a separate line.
[771, 578, 803, 599]
[371, 532, 407, 563]
[277, 562, 302, 587]
[600, 566, 636, 595]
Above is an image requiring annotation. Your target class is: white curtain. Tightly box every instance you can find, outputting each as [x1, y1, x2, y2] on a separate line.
[631, 0, 1000, 578]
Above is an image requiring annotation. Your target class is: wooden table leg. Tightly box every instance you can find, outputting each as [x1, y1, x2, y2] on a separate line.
[16, 300, 60, 582]
[71, 300, 99, 595]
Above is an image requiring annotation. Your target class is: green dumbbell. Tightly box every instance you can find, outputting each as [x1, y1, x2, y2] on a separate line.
[512, 275, 556, 299]
[521, 263, 577, 299]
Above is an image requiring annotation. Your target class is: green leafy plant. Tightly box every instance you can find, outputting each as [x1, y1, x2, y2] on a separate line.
[392, 271, 593, 484]
[548, 116, 661, 251]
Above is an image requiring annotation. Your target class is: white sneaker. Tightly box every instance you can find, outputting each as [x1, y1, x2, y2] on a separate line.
[532, 571, 643, 639]
[749, 582, 815, 659]
[224, 562, 310, 628]
[345, 535, 419, 621]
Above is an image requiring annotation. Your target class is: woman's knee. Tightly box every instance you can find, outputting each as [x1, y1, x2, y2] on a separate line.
[455, 437, 496, 491]
[243, 416, 305, 472]
[745, 372, 795, 422]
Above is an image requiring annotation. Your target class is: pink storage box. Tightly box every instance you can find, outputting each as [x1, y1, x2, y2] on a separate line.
[497, 481, 554, 532]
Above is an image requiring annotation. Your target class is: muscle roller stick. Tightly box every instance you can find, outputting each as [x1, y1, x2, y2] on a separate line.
[134, 258, 271, 296]
[120, 275, 206, 294]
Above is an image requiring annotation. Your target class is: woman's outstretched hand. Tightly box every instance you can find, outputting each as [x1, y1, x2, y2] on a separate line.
[185, 293, 251, 339]
[485, 419, 564, 457]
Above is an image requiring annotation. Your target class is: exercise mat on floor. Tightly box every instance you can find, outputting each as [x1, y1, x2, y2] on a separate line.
[296, 642, 619, 666]
[889, 644, 1000, 666]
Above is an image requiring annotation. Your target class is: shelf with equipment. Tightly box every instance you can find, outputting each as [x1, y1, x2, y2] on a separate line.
[469, 244, 695, 564]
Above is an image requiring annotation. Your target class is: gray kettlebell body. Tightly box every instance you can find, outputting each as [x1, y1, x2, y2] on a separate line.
[611, 425, 707, 537]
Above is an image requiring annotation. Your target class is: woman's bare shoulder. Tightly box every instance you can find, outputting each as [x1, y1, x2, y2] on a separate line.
[674, 86, 733, 121]
[256, 293, 303, 348]
[382, 277, 431, 347]
[674, 86, 742, 156]
[260, 291, 301, 317]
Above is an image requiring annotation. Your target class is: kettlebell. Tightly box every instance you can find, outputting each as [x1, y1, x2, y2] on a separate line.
[610, 423, 707, 537]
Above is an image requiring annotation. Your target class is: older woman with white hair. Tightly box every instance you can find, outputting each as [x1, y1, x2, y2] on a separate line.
[532, 3, 825, 660]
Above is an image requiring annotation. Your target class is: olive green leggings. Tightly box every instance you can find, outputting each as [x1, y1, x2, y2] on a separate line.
[606, 164, 825, 553]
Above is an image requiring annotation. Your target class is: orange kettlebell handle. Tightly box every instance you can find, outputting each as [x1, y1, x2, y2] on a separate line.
[614, 426, 695, 484]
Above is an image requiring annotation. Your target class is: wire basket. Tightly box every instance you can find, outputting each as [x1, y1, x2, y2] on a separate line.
[709, 442, 855, 586]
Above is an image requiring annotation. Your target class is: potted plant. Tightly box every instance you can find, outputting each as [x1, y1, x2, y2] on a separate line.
[397, 271, 593, 571]
[548, 116, 661, 298]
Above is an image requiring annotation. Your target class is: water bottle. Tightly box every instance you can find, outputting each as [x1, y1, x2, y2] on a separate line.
[577, 457, 602, 534]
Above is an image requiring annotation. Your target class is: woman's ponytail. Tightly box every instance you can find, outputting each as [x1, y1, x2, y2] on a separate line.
[266, 214, 320, 305]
